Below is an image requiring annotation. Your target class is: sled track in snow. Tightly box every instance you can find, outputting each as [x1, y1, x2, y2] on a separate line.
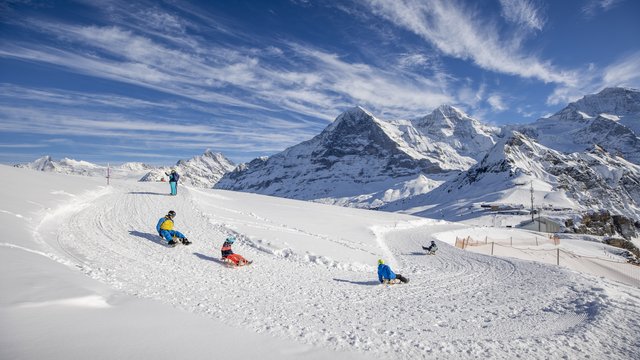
[48, 182, 640, 360]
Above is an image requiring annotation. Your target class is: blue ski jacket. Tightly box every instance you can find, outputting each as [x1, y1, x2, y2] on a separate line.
[156, 216, 173, 234]
[378, 263, 396, 283]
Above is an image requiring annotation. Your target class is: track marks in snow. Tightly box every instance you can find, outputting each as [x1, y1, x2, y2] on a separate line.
[43, 182, 640, 360]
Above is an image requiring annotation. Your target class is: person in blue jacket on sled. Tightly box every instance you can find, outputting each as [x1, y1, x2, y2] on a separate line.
[156, 210, 191, 247]
[377, 259, 409, 284]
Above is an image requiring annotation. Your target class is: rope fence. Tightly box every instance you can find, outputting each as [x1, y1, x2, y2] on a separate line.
[455, 234, 560, 249]
[454, 235, 640, 287]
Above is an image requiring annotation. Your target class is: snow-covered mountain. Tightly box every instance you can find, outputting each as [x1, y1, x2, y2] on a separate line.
[140, 150, 235, 188]
[410, 104, 499, 161]
[389, 130, 640, 229]
[215, 106, 497, 207]
[15, 151, 235, 187]
[14, 155, 153, 179]
[518, 87, 640, 164]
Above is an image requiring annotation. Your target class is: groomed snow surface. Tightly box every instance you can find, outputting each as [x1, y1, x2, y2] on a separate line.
[1, 165, 639, 360]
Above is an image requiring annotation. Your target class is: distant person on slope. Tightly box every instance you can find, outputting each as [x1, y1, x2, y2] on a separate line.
[377, 259, 408, 284]
[221, 235, 251, 266]
[165, 169, 180, 195]
[422, 240, 438, 255]
[156, 210, 191, 246]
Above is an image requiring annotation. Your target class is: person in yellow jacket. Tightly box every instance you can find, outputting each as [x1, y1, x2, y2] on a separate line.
[156, 210, 191, 246]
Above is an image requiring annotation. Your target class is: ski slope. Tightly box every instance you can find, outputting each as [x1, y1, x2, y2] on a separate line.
[1, 165, 639, 359]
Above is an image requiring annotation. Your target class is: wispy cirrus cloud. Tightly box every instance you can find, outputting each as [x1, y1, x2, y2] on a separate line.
[602, 51, 640, 86]
[2, 8, 455, 123]
[582, 0, 623, 18]
[498, 0, 545, 31]
[362, 0, 576, 85]
[0, 103, 316, 155]
[487, 94, 508, 112]
[546, 51, 640, 105]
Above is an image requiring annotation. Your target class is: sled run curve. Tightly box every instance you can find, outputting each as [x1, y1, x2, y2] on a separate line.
[46, 181, 640, 359]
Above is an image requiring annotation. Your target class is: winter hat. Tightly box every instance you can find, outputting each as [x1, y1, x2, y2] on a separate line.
[377, 259, 384, 265]
[226, 235, 236, 243]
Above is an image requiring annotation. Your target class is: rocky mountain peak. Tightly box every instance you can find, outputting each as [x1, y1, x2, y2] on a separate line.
[554, 87, 640, 121]
[324, 106, 378, 133]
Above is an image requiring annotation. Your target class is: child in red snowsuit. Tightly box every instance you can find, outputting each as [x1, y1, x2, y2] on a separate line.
[221, 236, 250, 265]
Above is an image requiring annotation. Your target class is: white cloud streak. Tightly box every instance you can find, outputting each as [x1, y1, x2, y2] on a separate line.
[602, 51, 640, 87]
[499, 0, 545, 31]
[546, 52, 640, 106]
[1, 11, 456, 122]
[363, 0, 576, 85]
[487, 94, 507, 112]
[582, 0, 623, 18]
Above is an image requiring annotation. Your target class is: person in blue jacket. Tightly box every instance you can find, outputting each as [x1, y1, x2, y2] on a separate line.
[377, 259, 409, 284]
[156, 210, 191, 246]
[165, 169, 180, 195]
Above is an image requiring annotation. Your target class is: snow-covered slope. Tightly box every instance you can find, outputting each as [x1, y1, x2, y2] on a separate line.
[519, 87, 640, 164]
[140, 150, 235, 188]
[14, 155, 153, 179]
[2, 165, 639, 359]
[390, 131, 640, 227]
[216, 106, 496, 207]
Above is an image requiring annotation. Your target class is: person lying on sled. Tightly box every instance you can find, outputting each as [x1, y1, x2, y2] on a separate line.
[221, 235, 251, 265]
[377, 259, 409, 284]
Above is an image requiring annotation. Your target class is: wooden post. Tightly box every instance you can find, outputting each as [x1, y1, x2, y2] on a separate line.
[485, 236, 488, 244]
[491, 242, 494, 256]
[557, 248, 560, 266]
[535, 237, 538, 246]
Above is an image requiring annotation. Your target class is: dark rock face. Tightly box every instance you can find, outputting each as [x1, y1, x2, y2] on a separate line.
[566, 210, 639, 240]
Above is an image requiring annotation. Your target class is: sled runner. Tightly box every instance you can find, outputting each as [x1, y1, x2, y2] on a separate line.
[165, 236, 191, 247]
[222, 257, 253, 267]
[422, 247, 437, 255]
[382, 277, 409, 285]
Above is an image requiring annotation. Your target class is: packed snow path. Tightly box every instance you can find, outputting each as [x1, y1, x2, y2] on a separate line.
[44, 180, 640, 359]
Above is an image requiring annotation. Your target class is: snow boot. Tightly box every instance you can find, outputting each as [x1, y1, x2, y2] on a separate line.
[396, 274, 409, 283]
[167, 239, 178, 247]
[180, 238, 192, 245]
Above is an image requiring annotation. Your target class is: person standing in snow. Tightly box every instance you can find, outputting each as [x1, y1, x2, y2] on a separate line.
[165, 169, 180, 196]
[220, 235, 251, 266]
[156, 210, 191, 246]
[422, 240, 438, 255]
[377, 259, 408, 284]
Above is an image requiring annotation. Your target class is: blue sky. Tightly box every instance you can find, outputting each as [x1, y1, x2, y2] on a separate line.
[1, 0, 639, 165]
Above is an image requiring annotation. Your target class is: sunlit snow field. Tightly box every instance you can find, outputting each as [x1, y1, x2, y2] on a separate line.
[1, 165, 639, 359]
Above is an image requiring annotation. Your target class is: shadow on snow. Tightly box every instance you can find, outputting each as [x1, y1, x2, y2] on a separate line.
[333, 278, 380, 286]
[128, 191, 169, 196]
[194, 252, 227, 266]
[129, 230, 168, 247]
